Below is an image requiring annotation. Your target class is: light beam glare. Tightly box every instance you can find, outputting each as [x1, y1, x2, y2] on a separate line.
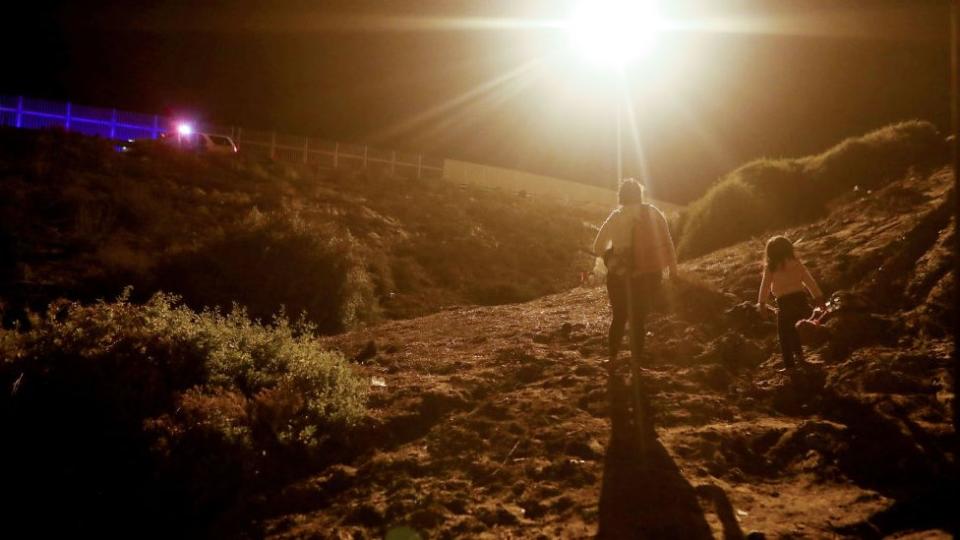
[408, 59, 547, 149]
[366, 58, 544, 144]
[666, 5, 940, 42]
[619, 83, 651, 188]
[135, 13, 566, 33]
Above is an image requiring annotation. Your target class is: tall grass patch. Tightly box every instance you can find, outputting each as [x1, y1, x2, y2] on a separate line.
[676, 121, 947, 259]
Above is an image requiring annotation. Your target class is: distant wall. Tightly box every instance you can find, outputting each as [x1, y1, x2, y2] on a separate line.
[442, 159, 684, 215]
[0, 95, 683, 213]
[443, 159, 615, 206]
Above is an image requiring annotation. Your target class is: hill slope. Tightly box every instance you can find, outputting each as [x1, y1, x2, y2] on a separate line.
[0, 127, 954, 538]
[0, 128, 601, 331]
[257, 165, 955, 538]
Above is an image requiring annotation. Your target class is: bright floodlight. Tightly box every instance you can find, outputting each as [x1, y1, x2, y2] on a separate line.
[568, 0, 661, 68]
[176, 122, 193, 136]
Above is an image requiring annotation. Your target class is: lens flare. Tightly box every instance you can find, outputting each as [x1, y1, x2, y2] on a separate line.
[567, 0, 662, 68]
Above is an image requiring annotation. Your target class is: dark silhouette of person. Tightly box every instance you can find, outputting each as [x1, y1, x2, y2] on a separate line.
[593, 179, 678, 365]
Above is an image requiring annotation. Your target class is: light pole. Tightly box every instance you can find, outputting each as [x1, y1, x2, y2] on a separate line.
[616, 96, 623, 184]
[567, 0, 659, 187]
[566, 0, 663, 452]
[951, 0, 958, 439]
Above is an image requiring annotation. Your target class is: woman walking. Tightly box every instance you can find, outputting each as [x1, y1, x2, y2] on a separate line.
[593, 179, 679, 365]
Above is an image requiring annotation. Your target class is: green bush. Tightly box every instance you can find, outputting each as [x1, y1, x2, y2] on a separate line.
[0, 292, 366, 534]
[677, 121, 947, 260]
[677, 177, 771, 260]
[153, 209, 379, 334]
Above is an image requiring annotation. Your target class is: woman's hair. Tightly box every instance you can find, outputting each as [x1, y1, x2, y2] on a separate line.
[618, 178, 645, 205]
[765, 236, 796, 271]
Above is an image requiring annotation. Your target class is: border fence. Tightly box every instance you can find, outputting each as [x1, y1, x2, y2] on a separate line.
[0, 95, 445, 179]
[0, 95, 634, 208]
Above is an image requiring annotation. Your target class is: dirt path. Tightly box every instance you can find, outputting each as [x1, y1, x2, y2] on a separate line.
[259, 167, 955, 539]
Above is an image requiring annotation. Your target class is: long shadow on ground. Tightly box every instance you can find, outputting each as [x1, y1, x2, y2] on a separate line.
[597, 376, 715, 539]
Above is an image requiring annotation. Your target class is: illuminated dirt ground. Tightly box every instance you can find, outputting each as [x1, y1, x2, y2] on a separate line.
[258, 166, 954, 538]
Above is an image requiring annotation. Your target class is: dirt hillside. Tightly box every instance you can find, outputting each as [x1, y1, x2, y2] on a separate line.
[254, 165, 955, 538]
[0, 127, 601, 330]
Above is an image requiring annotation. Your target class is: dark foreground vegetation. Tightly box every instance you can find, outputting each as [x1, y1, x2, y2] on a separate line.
[0, 292, 367, 536]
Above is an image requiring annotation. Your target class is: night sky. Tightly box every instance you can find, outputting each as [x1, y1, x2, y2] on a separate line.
[3, 0, 952, 203]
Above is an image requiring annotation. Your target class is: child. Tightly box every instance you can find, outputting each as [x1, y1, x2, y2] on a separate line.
[757, 236, 824, 371]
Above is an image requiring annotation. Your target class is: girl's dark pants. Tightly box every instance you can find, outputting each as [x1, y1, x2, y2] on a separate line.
[607, 272, 661, 361]
[776, 292, 811, 368]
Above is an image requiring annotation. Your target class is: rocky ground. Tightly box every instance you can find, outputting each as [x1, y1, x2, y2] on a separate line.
[251, 166, 955, 538]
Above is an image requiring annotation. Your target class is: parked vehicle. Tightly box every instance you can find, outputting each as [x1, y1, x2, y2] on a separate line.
[160, 131, 238, 154]
[197, 133, 239, 154]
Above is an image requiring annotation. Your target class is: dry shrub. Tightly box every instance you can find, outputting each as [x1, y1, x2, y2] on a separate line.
[675, 178, 769, 261]
[153, 209, 379, 333]
[0, 292, 367, 535]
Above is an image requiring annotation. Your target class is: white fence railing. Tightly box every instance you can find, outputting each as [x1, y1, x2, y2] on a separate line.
[0, 95, 444, 179]
[0, 95, 640, 208]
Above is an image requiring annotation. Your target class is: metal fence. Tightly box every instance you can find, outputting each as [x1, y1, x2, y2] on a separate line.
[0, 95, 163, 141]
[0, 95, 444, 179]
